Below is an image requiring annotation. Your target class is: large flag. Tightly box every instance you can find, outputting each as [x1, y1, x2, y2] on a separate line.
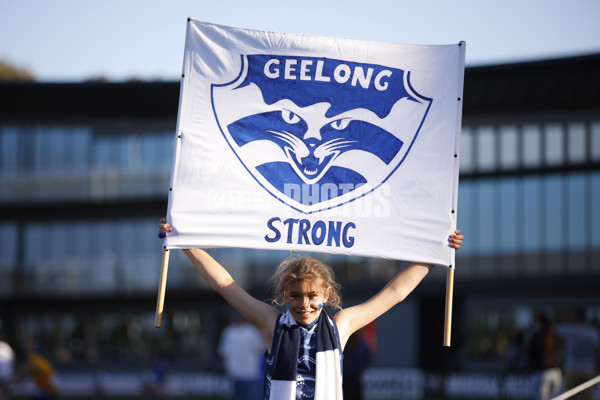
[164, 19, 465, 266]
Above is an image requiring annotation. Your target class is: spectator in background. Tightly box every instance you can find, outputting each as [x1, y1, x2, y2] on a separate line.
[0, 335, 15, 399]
[506, 328, 530, 373]
[12, 341, 59, 400]
[148, 350, 170, 396]
[555, 308, 600, 400]
[218, 312, 265, 400]
[528, 313, 562, 400]
[343, 329, 372, 400]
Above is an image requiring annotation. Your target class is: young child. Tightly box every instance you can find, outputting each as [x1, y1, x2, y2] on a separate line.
[159, 219, 463, 400]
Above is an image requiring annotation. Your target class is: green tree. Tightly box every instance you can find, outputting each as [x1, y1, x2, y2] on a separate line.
[0, 60, 35, 82]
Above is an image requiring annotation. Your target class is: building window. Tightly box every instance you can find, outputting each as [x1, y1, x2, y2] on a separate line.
[0, 127, 19, 177]
[0, 126, 173, 202]
[498, 178, 518, 254]
[476, 126, 496, 172]
[457, 181, 474, 255]
[21, 219, 167, 295]
[544, 124, 564, 166]
[0, 223, 17, 271]
[567, 173, 587, 251]
[0, 223, 17, 296]
[522, 176, 542, 253]
[544, 175, 565, 253]
[523, 125, 542, 168]
[499, 125, 519, 170]
[460, 127, 474, 173]
[592, 172, 600, 248]
[476, 180, 495, 256]
[567, 123, 587, 164]
[592, 122, 600, 161]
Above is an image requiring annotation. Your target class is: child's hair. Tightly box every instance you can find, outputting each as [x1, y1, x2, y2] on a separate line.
[270, 255, 342, 309]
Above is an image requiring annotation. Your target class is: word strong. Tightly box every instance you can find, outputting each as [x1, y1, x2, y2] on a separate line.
[265, 217, 356, 248]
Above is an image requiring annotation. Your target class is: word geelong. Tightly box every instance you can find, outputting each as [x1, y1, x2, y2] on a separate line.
[265, 217, 356, 248]
[263, 58, 393, 91]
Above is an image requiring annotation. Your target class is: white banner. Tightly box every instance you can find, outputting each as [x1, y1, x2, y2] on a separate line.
[164, 19, 465, 266]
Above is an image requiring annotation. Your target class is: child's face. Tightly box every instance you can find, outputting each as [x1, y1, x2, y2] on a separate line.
[284, 279, 326, 325]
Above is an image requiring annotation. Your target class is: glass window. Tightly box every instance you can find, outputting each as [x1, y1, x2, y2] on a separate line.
[20, 218, 173, 294]
[476, 126, 496, 172]
[34, 128, 52, 176]
[460, 127, 473, 173]
[592, 122, 600, 161]
[126, 135, 143, 173]
[592, 172, 600, 248]
[111, 137, 122, 169]
[48, 127, 67, 175]
[141, 134, 174, 173]
[523, 125, 542, 168]
[94, 137, 111, 171]
[544, 124, 563, 166]
[522, 176, 541, 253]
[499, 125, 518, 170]
[457, 181, 474, 255]
[0, 223, 17, 270]
[0, 127, 19, 177]
[499, 178, 518, 253]
[114, 136, 127, 172]
[476, 180, 495, 255]
[141, 136, 157, 172]
[567, 123, 586, 164]
[68, 128, 92, 174]
[544, 175, 564, 252]
[566, 173, 586, 251]
[20, 128, 36, 173]
[70, 221, 91, 289]
[91, 221, 118, 291]
[49, 223, 68, 268]
[2, 126, 172, 202]
[24, 223, 45, 269]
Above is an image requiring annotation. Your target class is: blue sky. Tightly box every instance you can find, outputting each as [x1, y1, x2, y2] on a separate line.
[1, 0, 599, 82]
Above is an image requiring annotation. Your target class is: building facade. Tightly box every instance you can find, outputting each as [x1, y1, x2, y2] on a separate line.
[1, 54, 599, 375]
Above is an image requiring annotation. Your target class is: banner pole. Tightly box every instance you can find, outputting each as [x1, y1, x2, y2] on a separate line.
[443, 266, 455, 347]
[155, 249, 170, 328]
[549, 375, 600, 400]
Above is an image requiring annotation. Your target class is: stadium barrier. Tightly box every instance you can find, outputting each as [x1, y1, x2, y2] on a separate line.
[7, 369, 600, 400]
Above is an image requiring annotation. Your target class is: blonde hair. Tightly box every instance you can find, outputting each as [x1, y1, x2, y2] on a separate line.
[270, 255, 342, 309]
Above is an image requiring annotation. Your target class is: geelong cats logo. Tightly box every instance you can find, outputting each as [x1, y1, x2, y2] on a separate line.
[212, 55, 432, 214]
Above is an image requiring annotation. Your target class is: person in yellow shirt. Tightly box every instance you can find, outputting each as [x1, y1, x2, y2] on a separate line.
[13, 343, 59, 400]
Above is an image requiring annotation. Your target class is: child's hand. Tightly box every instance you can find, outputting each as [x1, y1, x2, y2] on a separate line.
[448, 229, 463, 250]
[158, 218, 173, 238]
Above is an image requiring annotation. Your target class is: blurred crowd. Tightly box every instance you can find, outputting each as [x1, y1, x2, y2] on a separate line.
[0, 337, 59, 400]
[506, 307, 600, 400]
[1, 307, 598, 400]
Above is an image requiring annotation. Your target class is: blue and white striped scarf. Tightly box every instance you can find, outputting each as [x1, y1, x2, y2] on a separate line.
[265, 310, 343, 400]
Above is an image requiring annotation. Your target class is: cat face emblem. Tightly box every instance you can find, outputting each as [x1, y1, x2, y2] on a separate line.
[212, 55, 432, 214]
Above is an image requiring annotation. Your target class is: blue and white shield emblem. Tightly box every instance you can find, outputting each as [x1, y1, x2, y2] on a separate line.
[212, 55, 432, 214]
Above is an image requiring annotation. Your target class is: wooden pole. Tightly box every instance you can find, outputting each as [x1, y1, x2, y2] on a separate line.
[550, 375, 600, 400]
[443, 266, 455, 347]
[155, 249, 170, 328]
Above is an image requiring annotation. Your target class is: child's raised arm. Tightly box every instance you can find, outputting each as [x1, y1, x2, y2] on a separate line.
[333, 230, 463, 349]
[158, 219, 280, 351]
